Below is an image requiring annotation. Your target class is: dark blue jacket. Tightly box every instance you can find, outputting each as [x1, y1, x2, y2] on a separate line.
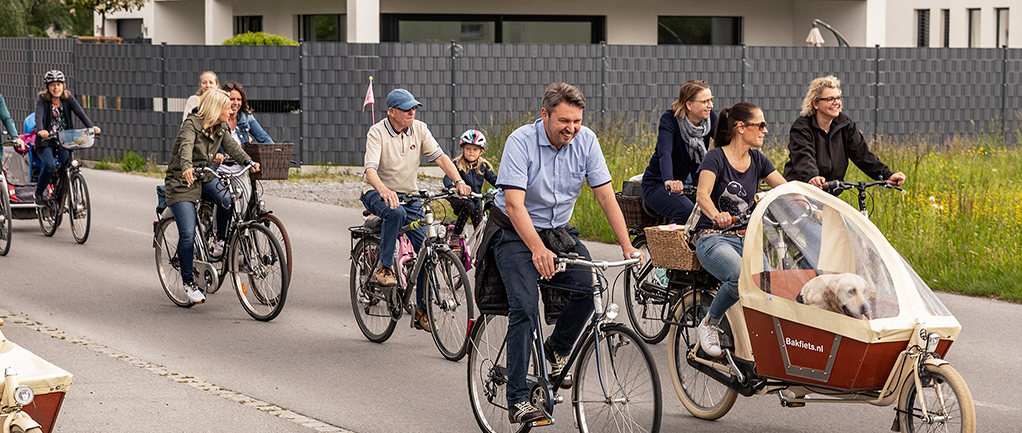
[642, 109, 717, 186]
[443, 159, 498, 195]
[34, 91, 94, 148]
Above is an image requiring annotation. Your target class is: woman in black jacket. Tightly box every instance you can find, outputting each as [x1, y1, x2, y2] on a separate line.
[34, 70, 101, 206]
[782, 75, 905, 189]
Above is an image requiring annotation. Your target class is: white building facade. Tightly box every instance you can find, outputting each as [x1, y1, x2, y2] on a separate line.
[99, 0, 1014, 48]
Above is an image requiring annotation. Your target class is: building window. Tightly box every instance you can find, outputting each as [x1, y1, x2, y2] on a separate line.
[942, 9, 950, 47]
[657, 16, 742, 45]
[300, 14, 345, 42]
[996, 8, 1009, 47]
[968, 8, 981, 47]
[234, 16, 263, 35]
[116, 19, 143, 40]
[916, 9, 930, 47]
[381, 14, 604, 44]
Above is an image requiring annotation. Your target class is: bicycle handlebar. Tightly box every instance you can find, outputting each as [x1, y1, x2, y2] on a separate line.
[824, 179, 903, 194]
[665, 184, 697, 195]
[554, 252, 641, 272]
[196, 161, 257, 182]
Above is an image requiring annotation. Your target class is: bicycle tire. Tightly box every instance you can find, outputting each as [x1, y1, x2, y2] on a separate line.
[197, 202, 228, 293]
[425, 248, 474, 361]
[467, 314, 535, 433]
[574, 323, 662, 433]
[68, 172, 91, 244]
[37, 188, 61, 237]
[231, 223, 288, 321]
[0, 178, 11, 256]
[667, 289, 738, 420]
[898, 363, 976, 433]
[623, 235, 671, 344]
[154, 216, 195, 308]
[258, 213, 292, 284]
[350, 237, 397, 342]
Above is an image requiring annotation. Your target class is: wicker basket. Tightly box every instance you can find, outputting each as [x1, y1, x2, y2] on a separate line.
[644, 225, 701, 271]
[616, 192, 668, 230]
[244, 142, 294, 180]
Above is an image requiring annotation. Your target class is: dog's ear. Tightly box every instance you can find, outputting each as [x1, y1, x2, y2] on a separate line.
[822, 287, 844, 314]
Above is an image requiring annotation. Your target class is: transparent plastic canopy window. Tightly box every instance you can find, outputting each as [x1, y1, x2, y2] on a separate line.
[757, 193, 900, 319]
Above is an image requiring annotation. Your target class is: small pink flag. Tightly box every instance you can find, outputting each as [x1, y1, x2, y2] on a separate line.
[362, 77, 375, 123]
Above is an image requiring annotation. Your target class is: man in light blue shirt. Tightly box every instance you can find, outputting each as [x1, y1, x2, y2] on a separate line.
[492, 82, 638, 424]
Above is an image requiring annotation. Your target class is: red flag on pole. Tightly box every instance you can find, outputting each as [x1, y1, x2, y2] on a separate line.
[362, 76, 375, 123]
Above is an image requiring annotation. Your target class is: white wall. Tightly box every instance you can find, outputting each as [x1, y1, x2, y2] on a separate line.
[884, 0, 1017, 48]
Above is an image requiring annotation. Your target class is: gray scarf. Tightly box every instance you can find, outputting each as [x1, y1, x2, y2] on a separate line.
[676, 115, 710, 164]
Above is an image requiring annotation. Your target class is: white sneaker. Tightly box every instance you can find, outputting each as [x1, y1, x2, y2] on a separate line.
[211, 239, 226, 257]
[183, 282, 205, 304]
[697, 317, 722, 358]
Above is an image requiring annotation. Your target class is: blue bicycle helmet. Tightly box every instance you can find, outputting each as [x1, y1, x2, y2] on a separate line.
[459, 129, 487, 148]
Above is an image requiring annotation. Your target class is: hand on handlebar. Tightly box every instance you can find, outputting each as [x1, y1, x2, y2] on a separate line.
[183, 167, 195, 186]
[92, 126, 102, 135]
[533, 247, 558, 280]
[38, 130, 50, 139]
[378, 187, 400, 209]
[455, 182, 471, 197]
[251, 161, 260, 173]
[713, 211, 734, 228]
[664, 180, 685, 193]
[887, 172, 906, 187]
[808, 176, 827, 189]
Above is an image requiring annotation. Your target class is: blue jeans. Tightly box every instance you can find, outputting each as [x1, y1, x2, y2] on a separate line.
[361, 190, 427, 308]
[168, 180, 232, 284]
[33, 143, 70, 198]
[641, 180, 694, 224]
[492, 228, 595, 405]
[696, 233, 745, 323]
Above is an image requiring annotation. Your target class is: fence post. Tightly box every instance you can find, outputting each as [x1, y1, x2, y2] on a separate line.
[298, 39, 304, 166]
[874, 44, 881, 139]
[601, 41, 607, 125]
[1002, 44, 1008, 144]
[741, 44, 747, 101]
[450, 40, 457, 149]
[27, 36, 34, 114]
[161, 42, 168, 164]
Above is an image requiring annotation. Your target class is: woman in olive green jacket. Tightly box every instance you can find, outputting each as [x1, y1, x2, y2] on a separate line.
[165, 88, 259, 304]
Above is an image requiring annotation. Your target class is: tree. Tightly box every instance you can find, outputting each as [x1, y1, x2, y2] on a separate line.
[0, 0, 28, 37]
[0, 0, 93, 38]
[62, 0, 146, 37]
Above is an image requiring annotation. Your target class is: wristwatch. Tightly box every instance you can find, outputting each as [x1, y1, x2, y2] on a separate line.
[455, 179, 466, 185]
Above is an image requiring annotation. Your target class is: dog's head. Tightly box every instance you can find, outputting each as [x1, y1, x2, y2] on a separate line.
[824, 273, 873, 320]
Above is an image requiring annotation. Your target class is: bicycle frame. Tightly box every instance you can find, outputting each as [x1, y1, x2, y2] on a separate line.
[390, 191, 459, 321]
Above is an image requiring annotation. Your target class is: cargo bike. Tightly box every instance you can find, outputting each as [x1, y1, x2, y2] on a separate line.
[645, 181, 974, 432]
[0, 320, 74, 433]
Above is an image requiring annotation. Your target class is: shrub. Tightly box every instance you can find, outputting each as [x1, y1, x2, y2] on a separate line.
[222, 32, 299, 46]
[120, 151, 147, 172]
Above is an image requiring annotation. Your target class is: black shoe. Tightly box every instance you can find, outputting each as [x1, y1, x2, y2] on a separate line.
[508, 401, 549, 424]
[544, 339, 572, 389]
[34, 195, 46, 206]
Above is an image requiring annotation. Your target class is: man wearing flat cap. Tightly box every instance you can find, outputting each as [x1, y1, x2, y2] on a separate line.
[362, 88, 471, 331]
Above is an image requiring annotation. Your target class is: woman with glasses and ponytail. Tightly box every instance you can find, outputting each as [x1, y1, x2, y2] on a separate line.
[783, 75, 905, 189]
[691, 102, 787, 359]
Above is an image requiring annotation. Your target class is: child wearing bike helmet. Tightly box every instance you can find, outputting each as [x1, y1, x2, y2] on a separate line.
[34, 70, 101, 206]
[442, 129, 497, 237]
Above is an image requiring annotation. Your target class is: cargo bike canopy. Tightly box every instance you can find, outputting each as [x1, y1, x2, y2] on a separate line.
[737, 182, 960, 345]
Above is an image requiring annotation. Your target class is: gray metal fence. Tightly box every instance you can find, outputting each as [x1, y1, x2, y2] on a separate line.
[1, 38, 1018, 165]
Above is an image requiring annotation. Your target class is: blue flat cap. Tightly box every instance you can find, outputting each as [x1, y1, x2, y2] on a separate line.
[387, 88, 422, 110]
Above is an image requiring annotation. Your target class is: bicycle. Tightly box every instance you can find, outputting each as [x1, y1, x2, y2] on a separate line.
[196, 161, 293, 290]
[0, 141, 14, 256]
[823, 179, 903, 217]
[348, 189, 475, 361]
[467, 252, 662, 433]
[34, 128, 95, 244]
[154, 162, 289, 321]
[443, 191, 493, 271]
[622, 184, 696, 344]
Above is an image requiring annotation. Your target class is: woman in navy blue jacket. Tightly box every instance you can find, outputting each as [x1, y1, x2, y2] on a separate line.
[34, 70, 100, 206]
[641, 80, 717, 223]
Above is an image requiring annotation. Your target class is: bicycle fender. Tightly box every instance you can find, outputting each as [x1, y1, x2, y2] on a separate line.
[7, 411, 42, 432]
[922, 357, 949, 368]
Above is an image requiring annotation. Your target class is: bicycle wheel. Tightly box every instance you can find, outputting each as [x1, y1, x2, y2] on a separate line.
[573, 323, 662, 433]
[425, 248, 475, 361]
[37, 190, 61, 237]
[197, 202, 228, 293]
[68, 172, 91, 244]
[898, 363, 975, 433]
[350, 236, 397, 343]
[231, 223, 289, 321]
[258, 213, 292, 284]
[468, 314, 534, 433]
[154, 217, 195, 308]
[667, 289, 737, 420]
[623, 235, 670, 344]
[0, 180, 11, 256]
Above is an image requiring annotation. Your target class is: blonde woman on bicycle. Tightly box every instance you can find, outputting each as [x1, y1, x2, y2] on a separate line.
[164, 88, 259, 305]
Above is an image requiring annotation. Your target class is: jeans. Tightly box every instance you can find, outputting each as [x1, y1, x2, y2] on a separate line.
[695, 233, 745, 323]
[361, 190, 427, 308]
[168, 179, 233, 284]
[33, 143, 70, 199]
[641, 180, 694, 224]
[492, 228, 595, 405]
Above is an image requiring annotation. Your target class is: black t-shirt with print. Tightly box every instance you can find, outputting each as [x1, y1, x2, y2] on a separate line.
[694, 147, 775, 232]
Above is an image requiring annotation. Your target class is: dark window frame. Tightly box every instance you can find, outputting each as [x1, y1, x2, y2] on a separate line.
[299, 14, 346, 42]
[656, 15, 743, 45]
[380, 14, 605, 43]
[967, 8, 981, 48]
[942, 9, 950, 48]
[233, 15, 263, 35]
[916, 9, 930, 47]
[995, 8, 1009, 47]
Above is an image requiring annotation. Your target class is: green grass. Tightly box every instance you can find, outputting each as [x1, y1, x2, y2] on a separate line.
[478, 115, 1022, 302]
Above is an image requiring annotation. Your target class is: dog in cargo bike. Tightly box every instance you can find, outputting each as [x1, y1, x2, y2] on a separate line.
[658, 181, 975, 432]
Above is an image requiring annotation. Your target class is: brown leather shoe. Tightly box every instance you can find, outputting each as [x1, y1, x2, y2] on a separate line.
[414, 308, 431, 332]
[374, 266, 397, 287]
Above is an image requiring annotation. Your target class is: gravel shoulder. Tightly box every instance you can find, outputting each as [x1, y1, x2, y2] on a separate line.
[258, 177, 446, 207]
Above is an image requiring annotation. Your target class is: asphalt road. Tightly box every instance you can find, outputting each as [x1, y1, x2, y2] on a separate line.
[0, 168, 1019, 432]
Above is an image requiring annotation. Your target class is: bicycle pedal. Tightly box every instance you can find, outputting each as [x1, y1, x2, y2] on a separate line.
[529, 417, 554, 427]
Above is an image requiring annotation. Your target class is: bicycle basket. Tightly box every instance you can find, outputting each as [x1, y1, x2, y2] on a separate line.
[57, 129, 96, 150]
[243, 142, 293, 180]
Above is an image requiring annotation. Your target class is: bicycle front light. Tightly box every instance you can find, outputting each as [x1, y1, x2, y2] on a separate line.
[925, 332, 940, 354]
[605, 303, 620, 320]
[13, 385, 34, 406]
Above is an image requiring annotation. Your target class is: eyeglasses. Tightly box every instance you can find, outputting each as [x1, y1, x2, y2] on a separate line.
[816, 96, 843, 104]
[223, 82, 243, 90]
[743, 121, 767, 130]
[692, 97, 714, 105]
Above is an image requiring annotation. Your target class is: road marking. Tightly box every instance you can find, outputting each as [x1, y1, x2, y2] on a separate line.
[974, 400, 1022, 413]
[115, 226, 154, 237]
[0, 309, 355, 433]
